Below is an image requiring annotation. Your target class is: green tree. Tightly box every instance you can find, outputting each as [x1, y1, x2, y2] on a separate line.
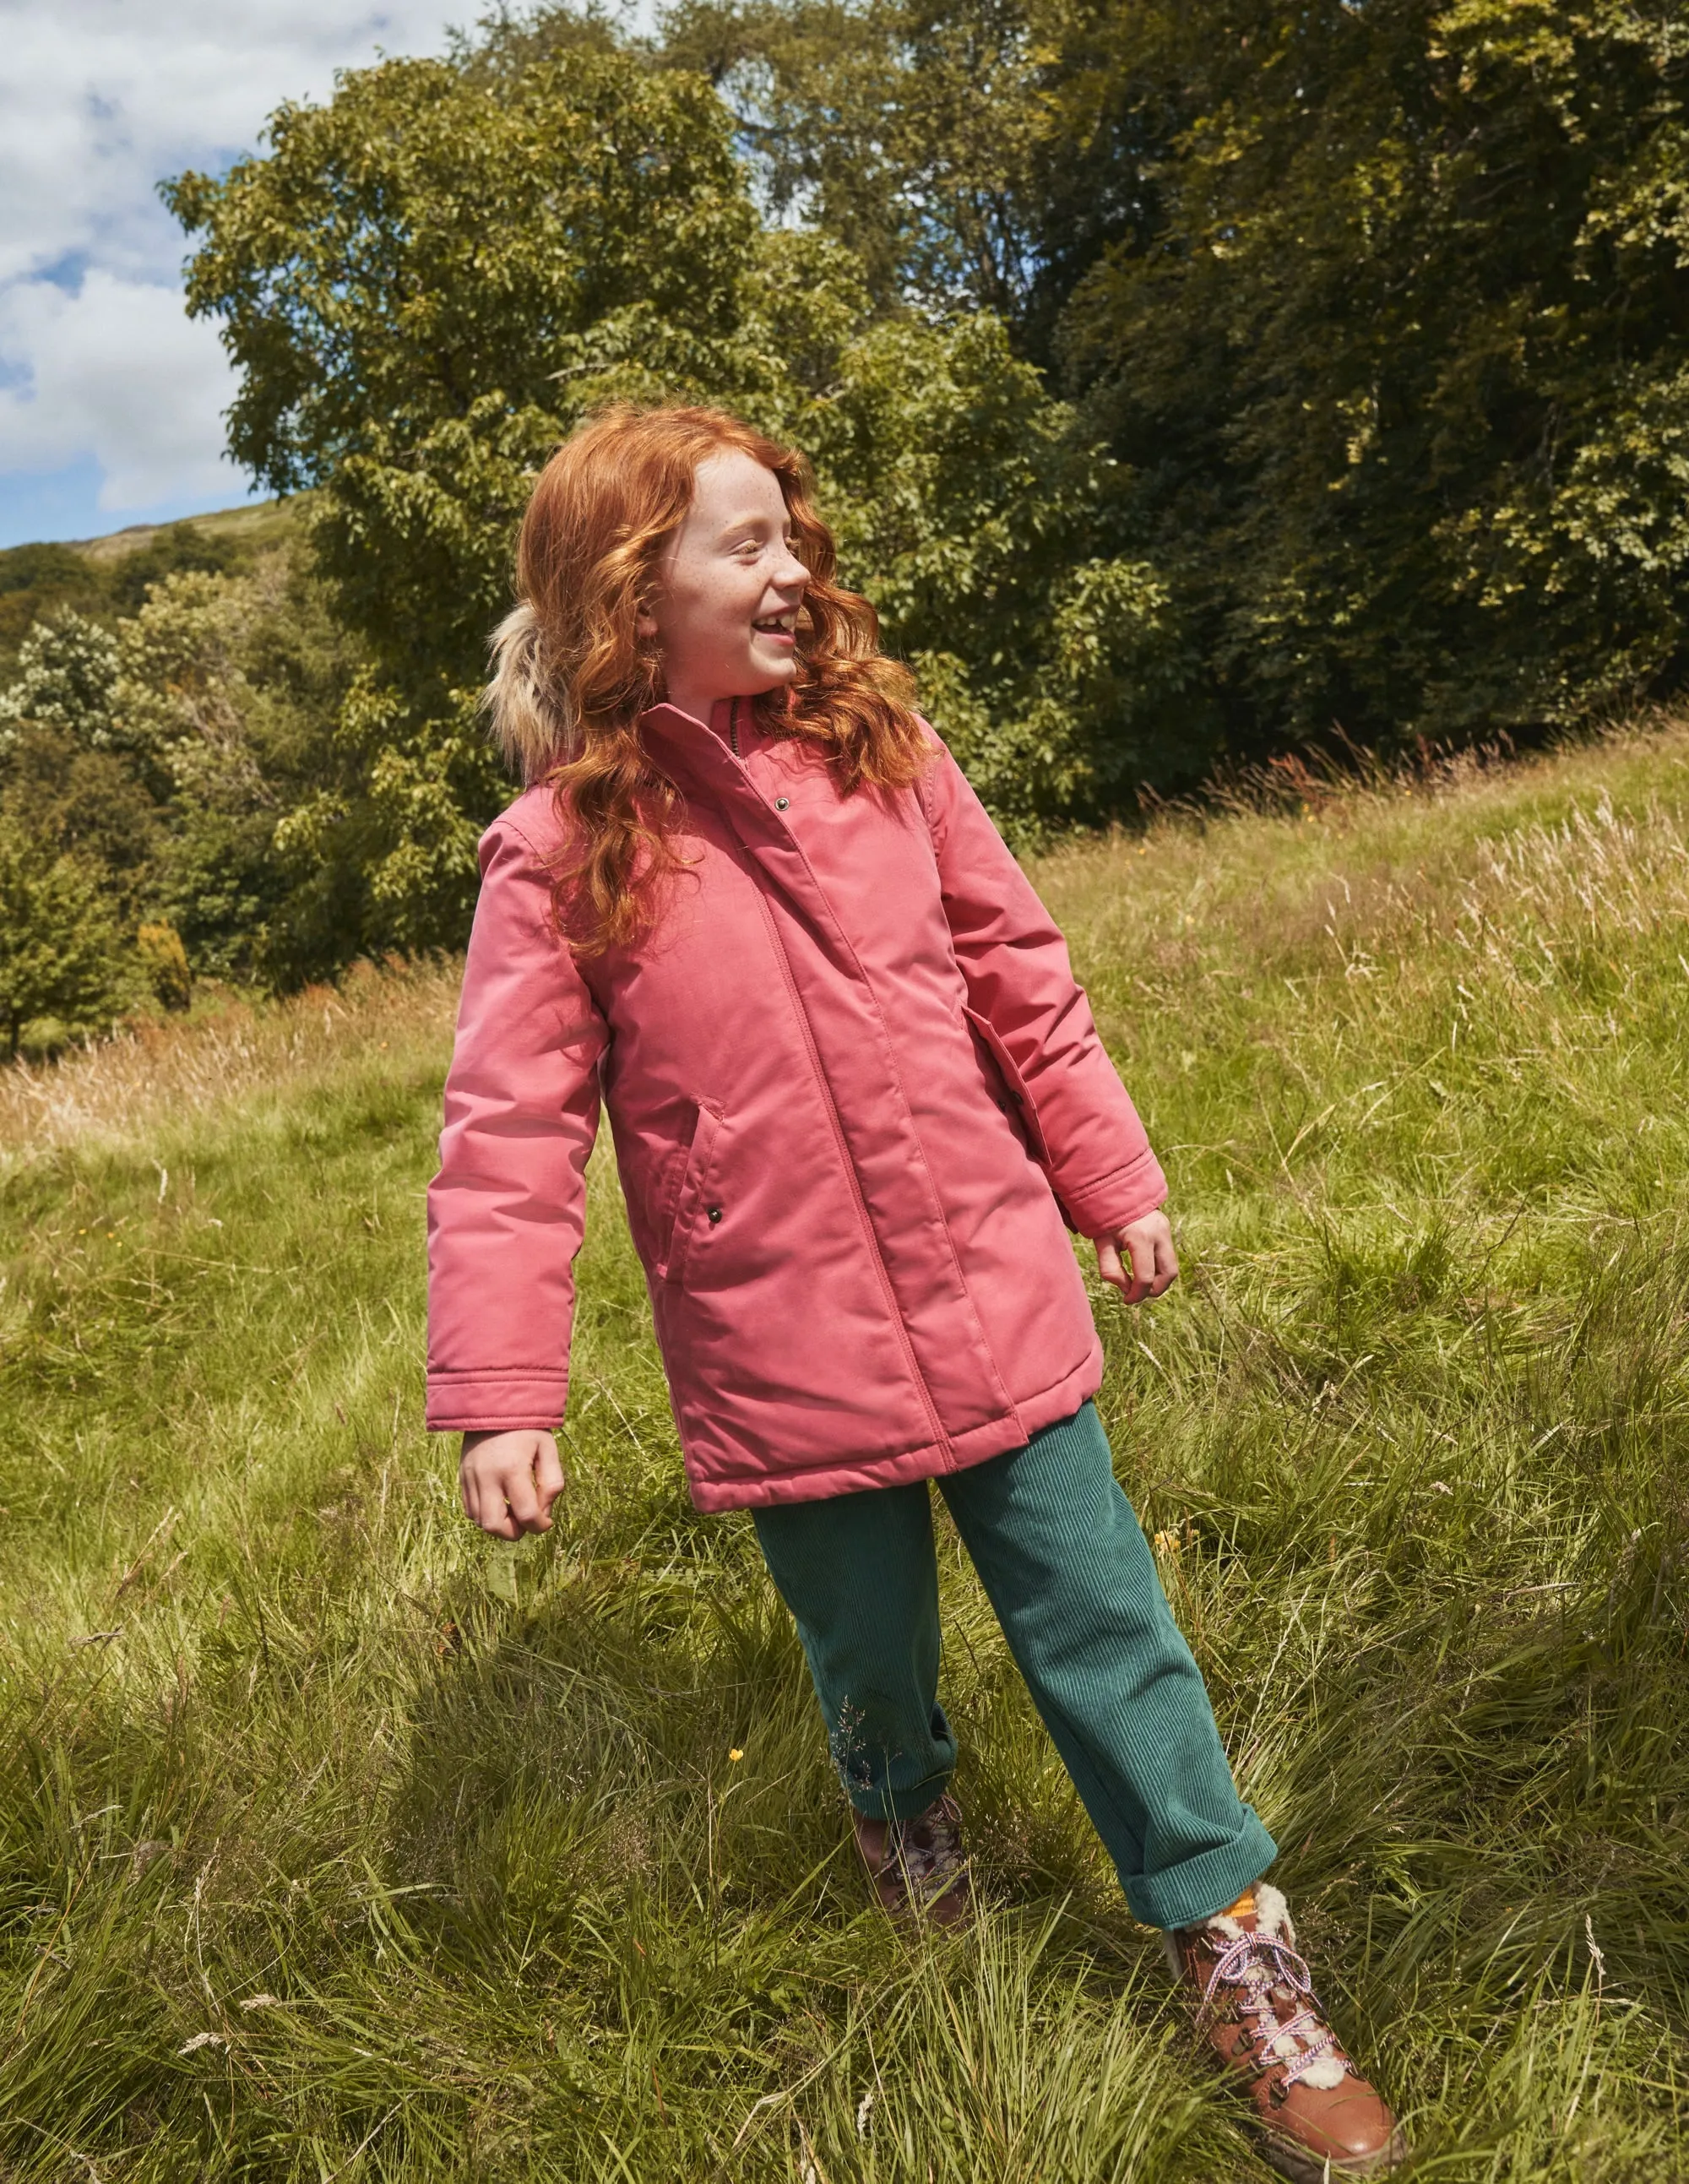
[0, 545, 364, 994]
[795, 308, 1192, 835]
[659, 0, 1051, 328]
[166, 29, 1127, 940]
[0, 728, 163, 913]
[0, 608, 164, 920]
[111, 550, 366, 985]
[166, 46, 770, 944]
[166, 51, 756, 698]
[0, 823, 134, 1060]
[0, 521, 265, 686]
[654, 0, 1175, 364]
[104, 521, 239, 615]
[0, 608, 120, 750]
[0, 544, 106, 683]
[1057, 0, 1689, 758]
[136, 921, 193, 1011]
[167, 0, 1689, 908]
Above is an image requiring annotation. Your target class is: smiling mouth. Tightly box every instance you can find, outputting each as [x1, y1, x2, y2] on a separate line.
[752, 616, 796, 635]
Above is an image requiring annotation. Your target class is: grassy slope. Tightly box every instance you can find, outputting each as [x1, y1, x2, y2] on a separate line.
[2, 725, 1687, 2181]
[67, 502, 294, 567]
[0, 500, 296, 678]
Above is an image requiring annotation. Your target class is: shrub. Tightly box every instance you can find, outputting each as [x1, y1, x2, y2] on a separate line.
[0, 823, 135, 1059]
[136, 922, 193, 1012]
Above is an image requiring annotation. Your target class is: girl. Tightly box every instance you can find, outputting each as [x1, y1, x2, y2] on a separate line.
[426, 405, 1405, 2181]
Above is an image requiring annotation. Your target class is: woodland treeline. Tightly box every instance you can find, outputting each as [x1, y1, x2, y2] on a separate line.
[3, 0, 1686, 1044]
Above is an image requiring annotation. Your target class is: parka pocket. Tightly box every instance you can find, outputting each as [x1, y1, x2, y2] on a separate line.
[963, 1008, 1052, 1166]
[656, 1099, 724, 1285]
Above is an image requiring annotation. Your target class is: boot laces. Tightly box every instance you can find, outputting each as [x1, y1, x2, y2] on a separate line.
[1194, 1927, 1349, 2093]
[889, 1794, 964, 1888]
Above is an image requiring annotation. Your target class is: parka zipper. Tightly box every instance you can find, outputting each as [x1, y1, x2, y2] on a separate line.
[747, 884, 955, 1467]
[703, 722, 966, 1466]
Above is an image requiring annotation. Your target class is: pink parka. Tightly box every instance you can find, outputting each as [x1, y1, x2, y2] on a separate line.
[425, 699, 1167, 1510]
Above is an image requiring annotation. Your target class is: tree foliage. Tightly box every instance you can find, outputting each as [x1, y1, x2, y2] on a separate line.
[0, 538, 367, 1035]
[1056, 0, 1689, 750]
[657, 0, 1165, 368]
[166, 52, 756, 690]
[166, 32, 1140, 936]
[0, 524, 240, 687]
[110, 553, 367, 983]
[137, 0, 1689, 971]
[655, 0, 1689, 760]
[166, 50, 790, 940]
[660, 0, 1056, 328]
[0, 824, 134, 1060]
[0, 610, 120, 750]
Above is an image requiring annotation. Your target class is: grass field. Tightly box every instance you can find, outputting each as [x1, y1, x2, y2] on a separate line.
[2, 722, 1687, 2181]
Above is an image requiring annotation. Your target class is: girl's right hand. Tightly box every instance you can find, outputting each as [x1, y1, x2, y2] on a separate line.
[459, 1428, 566, 1539]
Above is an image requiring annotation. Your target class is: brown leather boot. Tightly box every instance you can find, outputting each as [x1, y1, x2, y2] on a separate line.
[1167, 1883, 1406, 2181]
[852, 1792, 972, 1927]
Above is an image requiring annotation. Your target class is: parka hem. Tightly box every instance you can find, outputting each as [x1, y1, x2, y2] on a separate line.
[682, 1340, 1104, 1512]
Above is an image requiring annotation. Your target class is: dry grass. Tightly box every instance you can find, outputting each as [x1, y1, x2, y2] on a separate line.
[0, 956, 461, 1165]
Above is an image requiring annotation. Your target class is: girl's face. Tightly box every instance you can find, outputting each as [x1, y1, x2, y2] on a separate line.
[639, 450, 811, 725]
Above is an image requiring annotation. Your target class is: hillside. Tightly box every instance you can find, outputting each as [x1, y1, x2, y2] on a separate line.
[0, 498, 296, 678]
[1, 724, 1686, 2180]
[66, 501, 295, 568]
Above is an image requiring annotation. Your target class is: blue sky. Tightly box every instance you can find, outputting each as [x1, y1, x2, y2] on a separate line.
[0, 2, 473, 549]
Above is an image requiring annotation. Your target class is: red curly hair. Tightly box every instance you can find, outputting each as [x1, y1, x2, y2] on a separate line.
[483, 404, 929, 955]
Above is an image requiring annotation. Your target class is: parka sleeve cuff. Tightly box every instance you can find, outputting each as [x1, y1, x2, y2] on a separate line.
[1056, 1148, 1169, 1242]
[424, 1371, 568, 1435]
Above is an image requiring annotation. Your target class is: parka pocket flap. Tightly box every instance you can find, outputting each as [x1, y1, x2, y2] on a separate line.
[657, 1099, 723, 1285]
[963, 1008, 1051, 1165]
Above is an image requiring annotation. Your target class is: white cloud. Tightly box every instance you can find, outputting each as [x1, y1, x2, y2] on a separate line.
[0, 270, 240, 508]
[0, 3, 467, 290]
[0, 0, 470, 526]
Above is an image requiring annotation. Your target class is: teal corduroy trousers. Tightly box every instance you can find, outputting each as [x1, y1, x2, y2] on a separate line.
[752, 1399, 1276, 1931]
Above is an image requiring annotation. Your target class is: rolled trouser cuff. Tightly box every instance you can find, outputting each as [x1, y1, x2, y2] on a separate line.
[1121, 1806, 1279, 1931]
[844, 1767, 956, 1823]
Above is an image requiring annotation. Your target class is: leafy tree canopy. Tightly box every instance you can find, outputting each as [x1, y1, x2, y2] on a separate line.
[1056, 0, 1689, 749]
[0, 609, 119, 748]
[0, 523, 245, 685]
[0, 536, 367, 1016]
[166, 28, 1140, 943]
[654, 0, 1165, 367]
[0, 823, 135, 1060]
[149, 0, 1689, 975]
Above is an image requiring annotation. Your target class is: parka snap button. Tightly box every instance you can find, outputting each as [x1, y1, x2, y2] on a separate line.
[774, 796, 790, 810]
[707, 1206, 724, 1224]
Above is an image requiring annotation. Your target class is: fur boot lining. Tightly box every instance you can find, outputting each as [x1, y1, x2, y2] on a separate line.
[1179, 1883, 1350, 2090]
[1252, 1882, 1294, 1942]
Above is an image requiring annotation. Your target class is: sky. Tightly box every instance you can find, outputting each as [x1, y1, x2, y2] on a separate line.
[0, 1, 472, 550]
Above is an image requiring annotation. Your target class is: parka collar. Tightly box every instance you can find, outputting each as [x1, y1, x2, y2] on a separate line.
[640, 697, 764, 795]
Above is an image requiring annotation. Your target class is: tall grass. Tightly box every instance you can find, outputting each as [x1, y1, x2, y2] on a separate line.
[2, 725, 1686, 2179]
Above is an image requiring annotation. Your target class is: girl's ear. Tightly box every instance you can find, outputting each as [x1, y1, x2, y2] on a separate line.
[635, 606, 659, 640]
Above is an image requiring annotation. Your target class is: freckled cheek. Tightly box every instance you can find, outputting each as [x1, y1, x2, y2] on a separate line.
[732, 583, 773, 639]
[678, 589, 747, 655]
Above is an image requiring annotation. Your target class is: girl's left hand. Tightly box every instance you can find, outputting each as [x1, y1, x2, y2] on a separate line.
[1096, 1211, 1180, 1305]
